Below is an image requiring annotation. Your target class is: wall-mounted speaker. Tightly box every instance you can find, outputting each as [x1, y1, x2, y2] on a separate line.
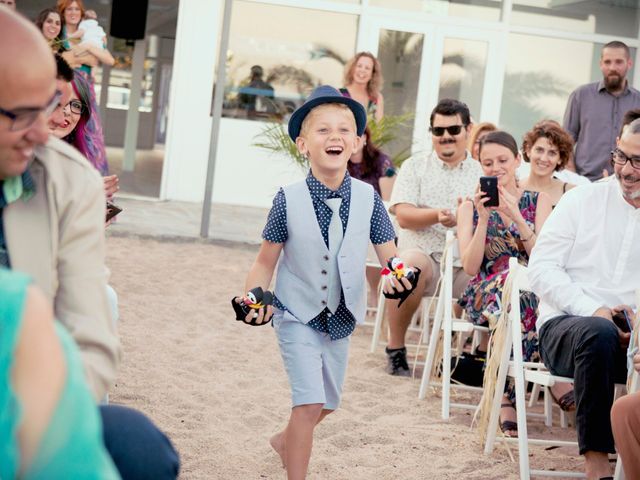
[110, 0, 149, 41]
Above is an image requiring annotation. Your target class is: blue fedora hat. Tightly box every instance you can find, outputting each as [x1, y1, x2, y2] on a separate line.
[287, 85, 367, 141]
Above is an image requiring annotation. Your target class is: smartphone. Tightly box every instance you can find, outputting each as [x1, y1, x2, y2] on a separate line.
[105, 201, 123, 222]
[613, 310, 633, 333]
[479, 176, 499, 207]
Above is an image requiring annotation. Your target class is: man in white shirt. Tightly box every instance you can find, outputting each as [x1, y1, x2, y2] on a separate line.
[529, 119, 640, 479]
[385, 99, 482, 376]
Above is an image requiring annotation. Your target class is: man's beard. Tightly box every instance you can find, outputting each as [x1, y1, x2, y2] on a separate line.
[616, 172, 640, 201]
[605, 73, 624, 90]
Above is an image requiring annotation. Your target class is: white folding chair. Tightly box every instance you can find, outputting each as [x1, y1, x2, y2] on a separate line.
[369, 286, 431, 353]
[484, 258, 628, 479]
[418, 230, 489, 419]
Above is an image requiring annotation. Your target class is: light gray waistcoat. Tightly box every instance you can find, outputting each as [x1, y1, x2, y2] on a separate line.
[274, 178, 374, 325]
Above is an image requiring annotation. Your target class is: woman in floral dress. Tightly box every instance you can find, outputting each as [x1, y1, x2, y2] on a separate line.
[456, 131, 562, 437]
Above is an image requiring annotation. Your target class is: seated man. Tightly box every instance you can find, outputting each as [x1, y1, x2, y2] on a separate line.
[529, 119, 640, 479]
[0, 9, 178, 478]
[385, 99, 482, 375]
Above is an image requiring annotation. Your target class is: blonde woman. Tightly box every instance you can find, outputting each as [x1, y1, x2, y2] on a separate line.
[341, 51, 384, 122]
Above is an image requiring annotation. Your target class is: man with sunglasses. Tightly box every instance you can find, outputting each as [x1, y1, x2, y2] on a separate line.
[529, 119, 640, 479]
[384, 98, 482, 376]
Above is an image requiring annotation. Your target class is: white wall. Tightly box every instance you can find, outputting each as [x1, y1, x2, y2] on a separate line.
[162, 0, 305, 208]
[211, 118, 306, 207]
[161, 0, 220, 202]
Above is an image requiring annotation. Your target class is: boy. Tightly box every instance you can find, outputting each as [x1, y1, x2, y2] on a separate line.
[236, 85, 414, 478]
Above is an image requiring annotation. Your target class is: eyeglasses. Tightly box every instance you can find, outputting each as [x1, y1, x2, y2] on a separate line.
[64, 100, 84, 115]
[611, 148, 640, 170]
[430, 125, 465, 137]
[0, 90, 62, 132]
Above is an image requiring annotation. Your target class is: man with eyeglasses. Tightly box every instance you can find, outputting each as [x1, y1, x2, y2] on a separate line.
[564, 41, 640, 181]
[529, 118, 640, 479]
[0, 9, 179, 478]
[384, 98, 482, 376]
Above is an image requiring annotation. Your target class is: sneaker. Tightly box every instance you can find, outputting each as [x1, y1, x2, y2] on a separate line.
[385, 347, 411, 377]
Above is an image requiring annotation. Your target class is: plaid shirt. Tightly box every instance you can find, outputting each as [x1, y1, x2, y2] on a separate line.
[0, 170, 36, 268]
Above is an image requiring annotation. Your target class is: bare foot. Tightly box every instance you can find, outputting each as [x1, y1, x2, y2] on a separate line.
[269, 432, 286, 468]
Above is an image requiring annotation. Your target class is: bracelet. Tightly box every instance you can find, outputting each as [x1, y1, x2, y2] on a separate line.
[521, 232, 536, 242]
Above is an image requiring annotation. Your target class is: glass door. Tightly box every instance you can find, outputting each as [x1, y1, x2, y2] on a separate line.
[363, 18, 502, 159]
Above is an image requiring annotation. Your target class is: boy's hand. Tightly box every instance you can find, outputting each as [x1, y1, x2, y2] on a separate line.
[382, 274, 412, 295]
[231, 287, 274, 326]
[381, 258, 421, 306]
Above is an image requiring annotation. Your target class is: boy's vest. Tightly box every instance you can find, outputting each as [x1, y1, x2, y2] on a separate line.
[274, 178, 374, 325]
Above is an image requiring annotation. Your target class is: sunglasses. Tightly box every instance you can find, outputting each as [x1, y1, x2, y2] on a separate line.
[430, 124, 466, 137]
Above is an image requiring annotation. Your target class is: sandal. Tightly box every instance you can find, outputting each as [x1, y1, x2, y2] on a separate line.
[550, 388, 576, 412]
[500, 402, 518, 438]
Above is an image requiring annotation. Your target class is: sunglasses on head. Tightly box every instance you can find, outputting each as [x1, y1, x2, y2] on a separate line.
[430, 125, 465, 136]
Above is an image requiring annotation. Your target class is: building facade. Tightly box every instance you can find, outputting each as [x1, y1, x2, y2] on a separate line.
[19, 0, 640, 208]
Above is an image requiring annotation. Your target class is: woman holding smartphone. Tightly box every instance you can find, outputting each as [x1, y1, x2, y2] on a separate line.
[456, 131, 572, 437]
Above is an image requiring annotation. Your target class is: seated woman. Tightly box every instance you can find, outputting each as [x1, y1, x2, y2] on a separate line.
[341, 51, 384, 122]
[348, 127, 396, 201]
[520, 120, 575, 207]
[0, 269, 118, 478]
[456, 131, 573, 437]
[468, 121, 497, 161]
[51, 69, 119, 200]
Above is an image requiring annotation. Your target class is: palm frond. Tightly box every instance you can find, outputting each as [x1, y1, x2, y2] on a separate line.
[252, 123, 308, 169]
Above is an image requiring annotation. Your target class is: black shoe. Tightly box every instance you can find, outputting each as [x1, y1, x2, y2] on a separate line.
[385, 347, 411, 377]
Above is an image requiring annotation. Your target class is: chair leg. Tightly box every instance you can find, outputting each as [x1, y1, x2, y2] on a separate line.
[441, 298, 453, 420]
[419, 294, 444, 400]
[370, 290, 386, 353]
[543, 387, 553, 427]
[529, 383, 541, 408]
[614, 453, 626, 480]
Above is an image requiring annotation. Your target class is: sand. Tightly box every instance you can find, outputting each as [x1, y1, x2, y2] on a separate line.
[106, 235, 584, 479]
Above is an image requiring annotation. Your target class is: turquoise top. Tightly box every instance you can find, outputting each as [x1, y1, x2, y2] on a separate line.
[0, 269, 119, 479]
[61, 28, 94, 75]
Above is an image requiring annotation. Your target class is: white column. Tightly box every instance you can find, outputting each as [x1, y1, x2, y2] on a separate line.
[122, 38, 147, 172]
[161, 0, 222, 201]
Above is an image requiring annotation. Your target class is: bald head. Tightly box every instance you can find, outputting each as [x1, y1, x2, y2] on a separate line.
[621, 118, 640, 142]
[0, 8, 57, 180]
[0, 8, 55, 83]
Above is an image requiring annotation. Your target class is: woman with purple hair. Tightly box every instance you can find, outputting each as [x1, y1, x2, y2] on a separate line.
[50, 71, 119, 198]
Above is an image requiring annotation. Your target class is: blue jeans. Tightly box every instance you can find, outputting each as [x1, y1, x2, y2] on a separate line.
[100, 405, 180, 479]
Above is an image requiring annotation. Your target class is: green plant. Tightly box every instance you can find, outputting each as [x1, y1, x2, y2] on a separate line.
[252, 122, 308, 168]
[252, 111, 414, 170]
[367, 112, 414, 167]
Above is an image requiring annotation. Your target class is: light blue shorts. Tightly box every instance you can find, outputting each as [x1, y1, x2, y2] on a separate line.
[273, 309, 351, 411]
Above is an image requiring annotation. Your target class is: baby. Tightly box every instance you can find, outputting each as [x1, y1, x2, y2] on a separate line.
[68, 9, 106, 49]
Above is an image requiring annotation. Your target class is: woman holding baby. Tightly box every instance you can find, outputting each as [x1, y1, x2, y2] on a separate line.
[57, 0, 114, 175]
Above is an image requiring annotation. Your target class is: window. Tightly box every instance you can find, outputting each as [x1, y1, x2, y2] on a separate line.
[499, 33, 636, 144]
[222, 1, 358, 122]
[94, 39, 156, 112]
[369, 0, 502, 22]
[512, 0, 640, 38]
[439, 38, 488, 121]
